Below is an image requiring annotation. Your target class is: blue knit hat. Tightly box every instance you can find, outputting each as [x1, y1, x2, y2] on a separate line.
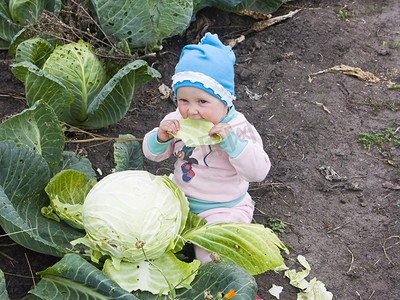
[172, 33, 236, 106]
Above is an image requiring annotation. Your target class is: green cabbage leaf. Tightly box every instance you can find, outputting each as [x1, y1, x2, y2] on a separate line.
[172, 119, 222, 146]
[30, 253, 141, 299]
[29, 253, 257, 300]
[114, 134, 143, 172]
[183, 222, 289, 275]
[90, 0, 193, 51]
[0, 268, 8, 300]
[103, 251, 200, 295]
[42, 169, 97, 229]
[0, 101, 93, 257]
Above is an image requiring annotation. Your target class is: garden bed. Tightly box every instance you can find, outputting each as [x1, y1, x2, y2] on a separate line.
[1, 0, 399, 299]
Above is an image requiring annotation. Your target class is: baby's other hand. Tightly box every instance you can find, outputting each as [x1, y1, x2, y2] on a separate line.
[209, 123, 232, 140]
[158, 120, 180, 142]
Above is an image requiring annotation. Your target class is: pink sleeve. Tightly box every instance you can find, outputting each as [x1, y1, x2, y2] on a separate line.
[225, 119, 271, 182]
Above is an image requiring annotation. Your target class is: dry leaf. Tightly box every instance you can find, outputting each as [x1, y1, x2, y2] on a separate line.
[384, 159, 398, 167]
[228, 35, 245, 48]
[228, 9, 301, 48]
[238, 10, 269, 20]
[158, 83, 171, 99]
[316, 102, 331, 114]
[382, 181, 400, 190]
[311, 64, 380, 83]
[250, 9, 301, 33]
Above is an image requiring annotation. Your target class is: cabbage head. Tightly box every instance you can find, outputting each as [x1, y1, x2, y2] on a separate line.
[72, 170, 189, 268]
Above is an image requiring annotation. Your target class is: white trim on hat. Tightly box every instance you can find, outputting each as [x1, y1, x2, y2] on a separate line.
[172, 71, 236, 106]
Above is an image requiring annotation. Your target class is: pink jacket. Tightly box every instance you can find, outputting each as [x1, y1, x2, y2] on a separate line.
[142, 107, 271, 206]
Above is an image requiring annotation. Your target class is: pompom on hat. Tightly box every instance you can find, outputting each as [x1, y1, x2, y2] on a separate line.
[172, 33, 236, 107]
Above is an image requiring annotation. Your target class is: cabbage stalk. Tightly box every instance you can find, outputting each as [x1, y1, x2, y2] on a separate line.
[72, 170, 189, 268]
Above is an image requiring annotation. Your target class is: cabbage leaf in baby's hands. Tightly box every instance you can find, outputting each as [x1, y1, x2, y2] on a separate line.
[171, 119, 222, 146]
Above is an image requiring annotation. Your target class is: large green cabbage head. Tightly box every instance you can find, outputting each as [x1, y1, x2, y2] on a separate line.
[72, 170, 189, 268]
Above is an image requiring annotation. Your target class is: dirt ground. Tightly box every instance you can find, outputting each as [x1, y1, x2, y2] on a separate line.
[1, 0, 400, 299]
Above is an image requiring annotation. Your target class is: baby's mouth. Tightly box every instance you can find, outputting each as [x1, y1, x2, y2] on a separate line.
[187, 116, 203, 120]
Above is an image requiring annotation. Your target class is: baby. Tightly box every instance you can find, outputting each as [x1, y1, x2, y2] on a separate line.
[143, 32, 271, 263]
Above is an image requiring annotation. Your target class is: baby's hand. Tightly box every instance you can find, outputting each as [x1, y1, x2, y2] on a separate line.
[158, 120, 180, 142]
[209, 123, 232, 140]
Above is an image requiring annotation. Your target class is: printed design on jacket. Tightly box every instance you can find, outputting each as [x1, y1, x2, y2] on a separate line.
[177, 145, 198, 182]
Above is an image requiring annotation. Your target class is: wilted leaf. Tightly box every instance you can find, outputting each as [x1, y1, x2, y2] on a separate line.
[311, 64, 380, 83]
[269, 284, 283, 299]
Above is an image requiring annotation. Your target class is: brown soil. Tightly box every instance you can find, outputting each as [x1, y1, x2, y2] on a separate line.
[1, 0, 399, 299]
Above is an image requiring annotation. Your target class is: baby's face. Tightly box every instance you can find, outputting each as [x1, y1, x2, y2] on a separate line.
[176, 86, 228, 124]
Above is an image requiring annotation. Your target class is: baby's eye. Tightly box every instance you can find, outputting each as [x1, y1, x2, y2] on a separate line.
[199, 100, 207, 104]
[179, 99, 188, 103]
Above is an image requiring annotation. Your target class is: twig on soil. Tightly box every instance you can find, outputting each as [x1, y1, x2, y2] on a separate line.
[249, 181, 295, 206]
[383, 235, 400, 266]
[25, 253, 36, 289]
[83, 139, 115, 149]
[67, 136, 143, 143]
[271, 217, 296, 228]
[0, 242, 17, 246]
[356, 290, 362, 300]
[3, 271, 39, 279]
[62, 122, 143, 143]
[368, 290, 375, 299]
[327, 221, 351, 234]
[245, 9, 301, 35]
[346, 247, 355, 273]
[155, 167, 174, 176]
[254, 207, 296, 227]
[69, 0, 117, 53]
[0, 250, 16, 262]
[254, 207, 317, 229]
[0, 93, 26, 100]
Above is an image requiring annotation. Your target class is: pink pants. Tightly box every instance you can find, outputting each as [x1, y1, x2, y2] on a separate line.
[194, 193, 254, 263]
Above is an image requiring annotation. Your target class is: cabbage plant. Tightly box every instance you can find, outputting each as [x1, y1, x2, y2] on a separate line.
[0, 100, 146, 257]
[90, 0, 289, 50]
[28, 253, 257, 299]
[0, 0, 61, 49]
[70, 170, 288, 295]
[11, 39, 161, 129]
